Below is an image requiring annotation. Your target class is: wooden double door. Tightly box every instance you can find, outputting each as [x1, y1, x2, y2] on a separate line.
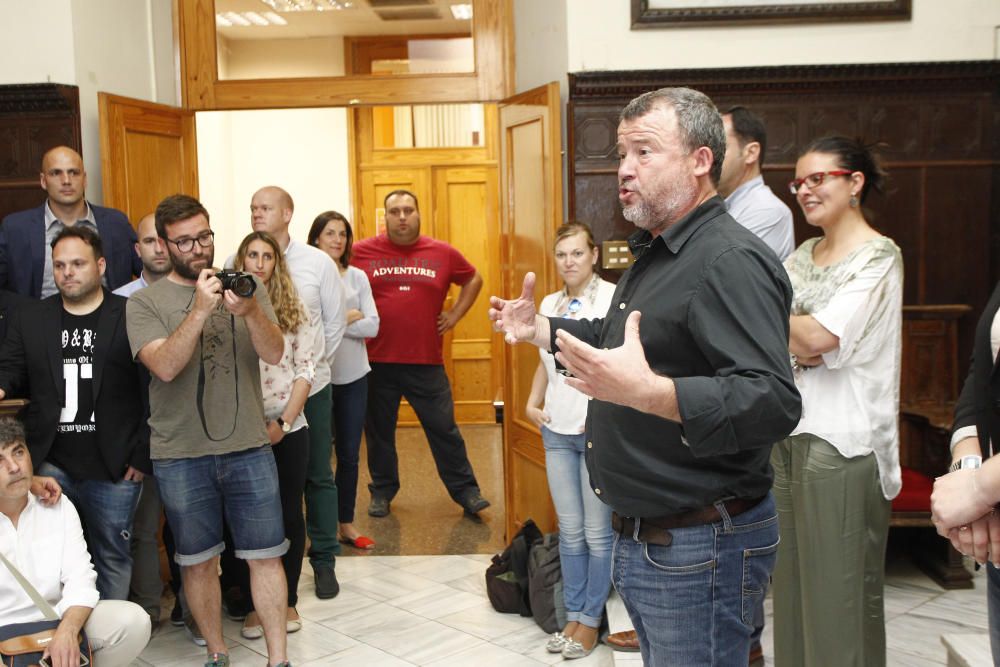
[99, 83, 565, 541]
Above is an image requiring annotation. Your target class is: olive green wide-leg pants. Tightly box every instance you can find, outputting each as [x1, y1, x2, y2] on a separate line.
[771, 433, 891, 667]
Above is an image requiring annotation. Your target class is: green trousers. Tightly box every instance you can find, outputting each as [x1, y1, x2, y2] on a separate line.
[303, 384, 340, 567]
[771, 433, 891, 667]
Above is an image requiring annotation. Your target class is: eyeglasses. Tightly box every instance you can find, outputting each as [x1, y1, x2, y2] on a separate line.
[788, 170, 853, 195]
[165, 231, 215, 253]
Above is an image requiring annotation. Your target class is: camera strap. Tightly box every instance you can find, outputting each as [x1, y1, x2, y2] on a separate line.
[196, 313, 240, 442]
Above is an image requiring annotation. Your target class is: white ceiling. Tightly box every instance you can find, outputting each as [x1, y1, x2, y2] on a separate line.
[215, 0, 472, 39]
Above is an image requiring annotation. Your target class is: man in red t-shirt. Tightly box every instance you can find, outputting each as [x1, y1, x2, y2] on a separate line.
[351, 190, 489, 518]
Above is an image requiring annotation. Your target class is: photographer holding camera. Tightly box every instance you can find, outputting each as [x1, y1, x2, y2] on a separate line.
[125, 194, 291, 667]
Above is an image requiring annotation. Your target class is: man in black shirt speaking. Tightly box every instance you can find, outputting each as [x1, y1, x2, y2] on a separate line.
[0, 225, 149, 601]
[490, 87, 801, 665]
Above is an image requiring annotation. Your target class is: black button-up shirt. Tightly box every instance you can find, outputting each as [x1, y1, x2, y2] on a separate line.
[550, 196, 801, 518]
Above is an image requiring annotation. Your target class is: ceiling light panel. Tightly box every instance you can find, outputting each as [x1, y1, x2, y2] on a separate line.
[450, 3, 472, 20]
[260, 0, 354, 11]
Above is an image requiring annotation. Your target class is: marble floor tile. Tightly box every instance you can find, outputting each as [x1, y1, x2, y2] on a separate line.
[423, 642, 548, 666]
[398, 554, 492, 584]
[317, 601, 427, 640]
[387, 582, 487, 619]
[296, 643, 417, 666]
[446, 571, 489, 597]
[339, 567, 442, 602]
[294, 586, 381, 623]
[230, 618, 360, 664]
[436, 600, 541, 640]
[361, 618, 487, 664]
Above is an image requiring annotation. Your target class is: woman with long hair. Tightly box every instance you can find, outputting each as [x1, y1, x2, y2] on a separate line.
[771, 137, 903, 667]
[308, 211, 379, 549]
[525, 222, 616, 660]
[233, 231, 317, 637]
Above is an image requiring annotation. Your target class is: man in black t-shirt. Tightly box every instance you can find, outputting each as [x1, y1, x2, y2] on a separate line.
[0, 225, 150, 601]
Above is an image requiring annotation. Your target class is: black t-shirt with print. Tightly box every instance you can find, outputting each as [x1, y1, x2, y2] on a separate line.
[47, 305, 111, 480]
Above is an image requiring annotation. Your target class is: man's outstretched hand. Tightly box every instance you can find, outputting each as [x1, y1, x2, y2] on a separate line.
[489, 272, 546, 347]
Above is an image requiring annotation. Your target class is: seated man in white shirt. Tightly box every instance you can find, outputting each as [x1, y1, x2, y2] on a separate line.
[0, 417, 150, 667]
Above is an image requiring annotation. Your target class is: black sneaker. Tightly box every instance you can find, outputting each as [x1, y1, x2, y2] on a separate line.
[313, 564, 340, 600]
[368, 496, 390, 518]
[459, 490, 491, 515]
[222, 586, 250, 621]
[170, 598, 184, 627]
[184, 615, 207, 647]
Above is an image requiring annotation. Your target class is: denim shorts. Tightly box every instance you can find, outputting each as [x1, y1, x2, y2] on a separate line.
[154, 445, 289, 566]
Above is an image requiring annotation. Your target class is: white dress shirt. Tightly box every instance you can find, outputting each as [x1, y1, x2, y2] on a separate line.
[725, 175, 795, 261]
[0, 494, 99, 624]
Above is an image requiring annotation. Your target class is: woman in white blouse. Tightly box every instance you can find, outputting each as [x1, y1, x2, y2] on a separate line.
[234, 231, 317, 638]
[525, 223, 616, 660]
[772, 137, 903, 667]
[308, 211, 379, 550]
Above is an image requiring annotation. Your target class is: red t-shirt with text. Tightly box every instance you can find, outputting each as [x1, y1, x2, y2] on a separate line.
[351, 234, 476, 365]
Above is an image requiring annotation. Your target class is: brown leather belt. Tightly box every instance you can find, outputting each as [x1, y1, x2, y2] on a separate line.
[611, 496, 766, 547]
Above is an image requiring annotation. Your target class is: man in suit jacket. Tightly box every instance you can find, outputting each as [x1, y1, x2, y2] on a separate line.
[0, 225, 150, 601]
[0, 289, 26, 345]
[0, 145, 141, 298]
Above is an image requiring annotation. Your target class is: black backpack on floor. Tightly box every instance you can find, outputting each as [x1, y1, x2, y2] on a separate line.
[528, 531, 566, 633]
[485, 518, 543, 616]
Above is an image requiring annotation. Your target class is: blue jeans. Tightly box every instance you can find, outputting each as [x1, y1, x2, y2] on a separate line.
[989, 562, 1000, 664]
[154, 446, 288, 566]
[332, 375, 367, 524]
[542, 427, 612, 628]
[38, 462, 141, 601]
[612, 493, 779, 666]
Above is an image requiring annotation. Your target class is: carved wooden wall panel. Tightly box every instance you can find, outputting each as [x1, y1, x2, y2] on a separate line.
[567, 62, 1000, 370]
[0, 84, 81, 222]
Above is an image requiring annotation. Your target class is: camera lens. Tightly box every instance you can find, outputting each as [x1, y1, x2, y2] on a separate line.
[232, 274, 256, 298]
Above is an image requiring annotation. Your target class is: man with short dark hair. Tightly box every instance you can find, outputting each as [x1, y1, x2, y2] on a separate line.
[0, 225, 150, 601]
[0, 416, 151, 667]
[491, 87, 801, 664]
[0, 146, 141, 298]
[114, 211, 172, 631]
[717, 106, 795, 260]
[352, 189, 490, 518]
[126, 194, 290, 667]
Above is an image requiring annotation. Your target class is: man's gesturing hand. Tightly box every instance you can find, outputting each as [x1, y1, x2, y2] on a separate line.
[555, 311, 679, 422]
[489, 272, 540, 345]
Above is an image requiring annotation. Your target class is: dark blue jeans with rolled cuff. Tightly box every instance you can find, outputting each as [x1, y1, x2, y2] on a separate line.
[38, 461, 142, 601]
[611, 492, 779, 667]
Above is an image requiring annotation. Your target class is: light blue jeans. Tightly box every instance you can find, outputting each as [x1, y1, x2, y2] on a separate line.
[542, 426, 612, 628]
[612, 493, 779, 666]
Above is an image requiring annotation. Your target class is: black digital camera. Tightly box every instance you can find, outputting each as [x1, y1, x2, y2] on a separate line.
[215, 270, 257, 298]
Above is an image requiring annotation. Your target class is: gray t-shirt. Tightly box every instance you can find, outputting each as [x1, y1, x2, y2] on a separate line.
[126, 277, 276, 459]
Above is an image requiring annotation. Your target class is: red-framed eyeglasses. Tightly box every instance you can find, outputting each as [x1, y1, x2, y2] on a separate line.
[788, 170, 853, 195]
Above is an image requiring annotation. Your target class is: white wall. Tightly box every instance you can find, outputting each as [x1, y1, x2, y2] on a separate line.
[196, 108, 352, 262]
[566, 0, 1000, 71]
[221, 36, 346, 80]
[0, 0, 76, 85]
[0, 0, 177, 207]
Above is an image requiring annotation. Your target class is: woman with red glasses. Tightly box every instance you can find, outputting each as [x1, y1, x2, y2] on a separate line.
[525, 222, 615, 660]
[771, 136, 903, 667]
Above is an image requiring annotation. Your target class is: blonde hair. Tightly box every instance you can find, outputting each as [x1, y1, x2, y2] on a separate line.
[234, 231, 307, 334]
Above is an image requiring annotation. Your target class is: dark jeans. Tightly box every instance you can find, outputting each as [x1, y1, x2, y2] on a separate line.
[332, 375, 367, 524]
[223, 427, 310, 608]
[989, 562, 1000, 664]
[38, 462, 141, 601]
[303, 385, 339, 567]
[365, 362, 480, 503]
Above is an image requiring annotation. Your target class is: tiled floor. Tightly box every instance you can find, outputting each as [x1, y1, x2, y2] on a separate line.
[135, 552, 992, 666]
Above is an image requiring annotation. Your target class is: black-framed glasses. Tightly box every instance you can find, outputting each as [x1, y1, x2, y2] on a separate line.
[788, 170, 853, 195]
[166, 231, 215, 253]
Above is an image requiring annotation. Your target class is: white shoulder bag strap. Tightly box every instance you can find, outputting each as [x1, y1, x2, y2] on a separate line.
[0, 550, 59, 620]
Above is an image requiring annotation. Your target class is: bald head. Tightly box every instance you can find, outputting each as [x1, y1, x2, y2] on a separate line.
[250, 186, 294, 246]
[40, 146, 87, 210]
[135, 212, 171, 280]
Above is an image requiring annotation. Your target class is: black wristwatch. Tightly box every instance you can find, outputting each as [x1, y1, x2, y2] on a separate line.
[276, 417, 292, 433]
[949, 455, 982, 473]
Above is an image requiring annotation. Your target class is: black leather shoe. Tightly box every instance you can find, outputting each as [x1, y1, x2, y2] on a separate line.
[368, 496, 390, 517]
[459, 490, 491, 515]
[314, 565, 340, 600]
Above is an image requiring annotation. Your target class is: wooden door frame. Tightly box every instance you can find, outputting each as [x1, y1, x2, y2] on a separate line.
[177, 0, 514, 110]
